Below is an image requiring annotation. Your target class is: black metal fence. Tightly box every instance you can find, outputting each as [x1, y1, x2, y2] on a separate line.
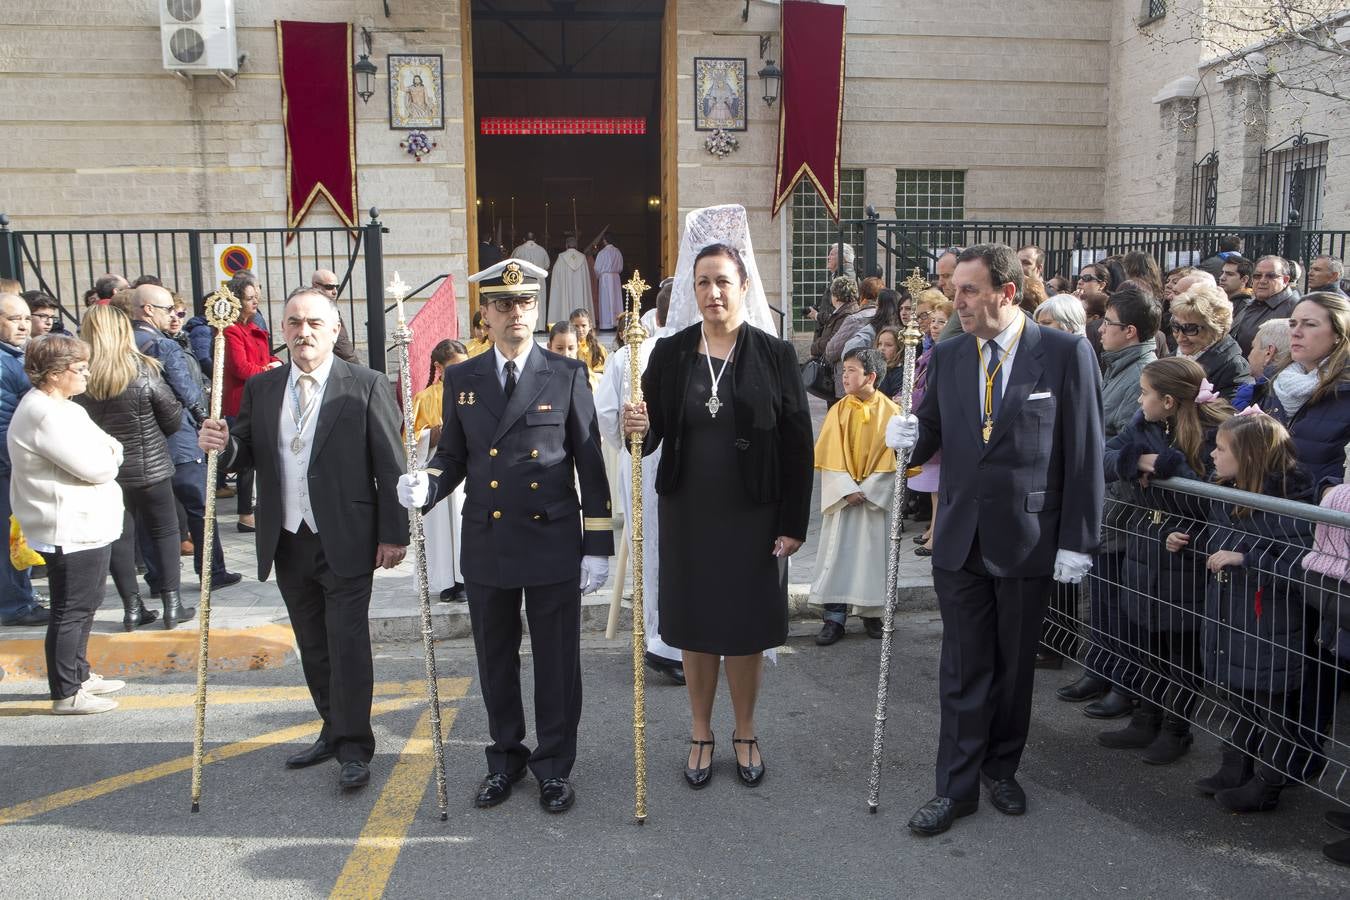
[0, 210, 393, 372]
[839, 215, 1350, 302]
[1043, 477, 1350, 808]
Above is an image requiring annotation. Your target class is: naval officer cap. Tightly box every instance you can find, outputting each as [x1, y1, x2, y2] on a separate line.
[468, 258, 549, 298]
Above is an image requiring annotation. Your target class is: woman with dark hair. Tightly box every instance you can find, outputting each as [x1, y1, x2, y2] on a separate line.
[842, 287, 905, 358]
[1122, 251, 1165, 301]
[623, 241, 813, 790]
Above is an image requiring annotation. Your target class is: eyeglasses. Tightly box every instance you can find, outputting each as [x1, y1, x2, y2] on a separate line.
[1077, 274, 1101, 284]
[1101, 318, 1129, 330]
[1252, 272, 1285, 280]
[315, 282, 340, 292]
[1170, 322, 1204, 337]
[31, 313, 56, 323]
[173, 310, 187, 319]
[488, 296, 538, 314]
[148, 303, 175, 312]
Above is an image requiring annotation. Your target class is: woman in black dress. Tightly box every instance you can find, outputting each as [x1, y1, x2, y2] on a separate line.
[623, 243, 814, 789]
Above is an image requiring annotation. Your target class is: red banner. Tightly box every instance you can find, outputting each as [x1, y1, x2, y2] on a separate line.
[407, 276, 459, 400]
[771, 1, 847, 220]
[276, 21, 358, 230]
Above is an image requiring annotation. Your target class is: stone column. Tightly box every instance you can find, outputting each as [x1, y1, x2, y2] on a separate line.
[1215, 65, 1270, 226]
[1152, 76, 1200, 225]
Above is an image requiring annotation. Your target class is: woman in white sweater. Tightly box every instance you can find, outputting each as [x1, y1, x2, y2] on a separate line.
[7, 334, 126, 714]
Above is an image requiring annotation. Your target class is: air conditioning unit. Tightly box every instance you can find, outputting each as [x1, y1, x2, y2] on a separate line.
[160, 0, 238, 73]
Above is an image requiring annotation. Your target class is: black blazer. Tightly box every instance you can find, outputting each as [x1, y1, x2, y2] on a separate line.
[911, 315, 1104, 578]
[641, 323, 814, 541]
[223, 358, 409, 581]
[424, 345, 614, 588]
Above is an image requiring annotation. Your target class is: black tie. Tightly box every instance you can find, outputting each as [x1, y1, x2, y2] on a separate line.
[504, 360, 517, 400]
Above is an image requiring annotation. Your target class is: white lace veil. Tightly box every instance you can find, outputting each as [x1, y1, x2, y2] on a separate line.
[665, 204, 776, 335]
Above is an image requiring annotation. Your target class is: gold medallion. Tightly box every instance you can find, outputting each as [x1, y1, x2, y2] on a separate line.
[982, 418, 993, 443]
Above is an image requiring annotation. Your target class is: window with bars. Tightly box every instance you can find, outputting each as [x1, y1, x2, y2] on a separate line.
[790, 169, 865, 331]
[896, 169, 966, 221]
[1190, 151, 1218, 226]
[1140, 0, 1167, 23]
[1257, 134, 1329, 228]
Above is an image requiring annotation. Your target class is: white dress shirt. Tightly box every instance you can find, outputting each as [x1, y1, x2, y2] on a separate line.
[278, 355, 335, 534]
[493, 339, 535, 390]
[975, 312, 1028, 415]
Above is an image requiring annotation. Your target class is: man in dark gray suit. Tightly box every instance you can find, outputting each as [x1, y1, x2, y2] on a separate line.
[887, 243, 1103, 836]
[199, 288, 408, 791]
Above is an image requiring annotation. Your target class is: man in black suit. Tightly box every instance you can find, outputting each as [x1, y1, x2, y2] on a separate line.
[398, 259, 613, 814]
[199, 288, 408, 791]
[887, 243, 1103, 835]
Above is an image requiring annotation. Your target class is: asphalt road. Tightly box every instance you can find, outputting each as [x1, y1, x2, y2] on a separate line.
[2, 614, 1347, 899]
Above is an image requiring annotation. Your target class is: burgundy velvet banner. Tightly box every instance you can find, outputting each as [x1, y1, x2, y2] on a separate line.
[771, 1, 847, 220]
[276, 21, 358, 230]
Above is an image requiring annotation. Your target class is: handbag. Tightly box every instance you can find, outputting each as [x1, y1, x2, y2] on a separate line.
[801, 357, 835, 401]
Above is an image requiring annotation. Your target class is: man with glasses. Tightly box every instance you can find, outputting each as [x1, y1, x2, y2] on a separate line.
[1231, 255, 1297, 356]
[131, 285, 242, 597]
[0, 294, 48, 626]
[21, 292, 62, 337]
[397, 258, 613, 815]
[309, 270, 359, 364]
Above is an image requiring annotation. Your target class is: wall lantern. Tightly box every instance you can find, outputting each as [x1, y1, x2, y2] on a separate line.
[758, 59, 782, 107]
[353, 28, 377, 104]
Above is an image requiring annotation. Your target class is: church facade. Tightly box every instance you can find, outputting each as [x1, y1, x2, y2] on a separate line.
[2, 0, 1346, 349]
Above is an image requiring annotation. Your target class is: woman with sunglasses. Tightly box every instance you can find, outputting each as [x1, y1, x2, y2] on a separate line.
[1167, 283, 1252, 402]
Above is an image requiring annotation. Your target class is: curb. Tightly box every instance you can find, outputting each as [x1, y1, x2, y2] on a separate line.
[0, 623, 297, 681]
[368, 582, 939, 642]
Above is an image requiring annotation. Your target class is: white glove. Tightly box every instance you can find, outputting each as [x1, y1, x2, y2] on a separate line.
[1053, 549, 1093, 584]
[397, 471, 428, 510]
[885, 414, 919, 452]
[579, 555, 610, 595]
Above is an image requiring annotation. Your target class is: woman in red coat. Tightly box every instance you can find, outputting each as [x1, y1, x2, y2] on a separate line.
[220, 274, 280, 531]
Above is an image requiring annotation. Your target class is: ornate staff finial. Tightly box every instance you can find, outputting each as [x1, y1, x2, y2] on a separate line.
[203, 285, 242, 331]
[623, 270, 650, 348]
[387, 271, 412, 326]
[623, 269, 650, 305]
[902, 266, 930, 298]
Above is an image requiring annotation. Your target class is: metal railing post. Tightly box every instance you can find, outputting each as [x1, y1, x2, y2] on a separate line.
[0, 214, 18, 284]
[862, 207, 879, 283]
[364, 208, 388, 373]
[188, 232, 206, 315]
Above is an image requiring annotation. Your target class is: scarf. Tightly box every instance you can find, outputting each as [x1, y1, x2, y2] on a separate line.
[814, 389, 899, 481]
[1273, 362, 1321, 416]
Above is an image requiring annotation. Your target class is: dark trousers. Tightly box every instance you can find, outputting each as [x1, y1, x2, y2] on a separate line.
[44, 544, 112, 700]
[109, 479, 180, 598]
[141, 460, 227, 592]
[932, 542, 1050, 802]
[465, 578, 582, 781]
[274, 524, 375, 764]
[224, 415, 254, 516]
[0, 471, 38, 619]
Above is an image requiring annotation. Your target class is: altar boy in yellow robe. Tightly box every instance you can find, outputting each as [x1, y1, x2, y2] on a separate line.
[809, 347, 900, 646]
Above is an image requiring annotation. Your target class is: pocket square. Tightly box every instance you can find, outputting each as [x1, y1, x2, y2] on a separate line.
[1028, 391, 1053, 400]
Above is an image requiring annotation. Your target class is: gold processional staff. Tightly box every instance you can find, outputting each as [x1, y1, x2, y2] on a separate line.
[622, 269, 650, 824]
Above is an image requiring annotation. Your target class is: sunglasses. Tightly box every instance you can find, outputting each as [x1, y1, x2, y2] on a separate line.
[174, 310, 187, 319]
[1252, 272, 1285, 280]
[1077, 274, 1101, 283]
[1170, 322, 1205, 337]
[488, 296, 538, 314]
[315, 282, 340, 291]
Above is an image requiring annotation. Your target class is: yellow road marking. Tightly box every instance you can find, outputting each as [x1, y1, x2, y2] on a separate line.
[0, 677, 471, 717]
[0, 695, 428, 826]
[330, 707, 459, 899]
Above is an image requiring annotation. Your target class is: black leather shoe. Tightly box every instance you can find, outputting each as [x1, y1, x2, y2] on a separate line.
[450, 583, 468, 602]
[1326, 809, 1350, 834]
[339, 760, 370, 789]
[538, 777, 575, 813]
[815, 621, 845, 646]
[1325, 837, 1350, 866]
[981, 774, 1027, 815]
[1056, 673, 1107, 703]
[210, 571, 243, 590]
[732, 733, 765, 787]
[236, 521, 256, 533]
[1034, 649, 1063, 670]
[474, 769, 526, 808]
[645, 651, 686, 685]
[285, 738, 335, 769]
[863, 617, 884, 639]
[1083, 688, 1136, 719]
[1, 604, 50, 626]
[907, 796, 978, 836]
[684, 736, 714, 789]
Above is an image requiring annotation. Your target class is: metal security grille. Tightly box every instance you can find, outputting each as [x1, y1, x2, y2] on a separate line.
[1147, 0, 1167, 20]
[1042, 476, 1350, 809]
[1191, 150, 1218, 226]
[790, 169, 864, 332]
[1258, 133, 1329, 228]
[895, 169, 965, 222]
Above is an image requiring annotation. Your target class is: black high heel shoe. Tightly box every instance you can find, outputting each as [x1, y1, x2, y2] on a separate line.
[684, 736, 714, 789]
[732, 733, 765, 787]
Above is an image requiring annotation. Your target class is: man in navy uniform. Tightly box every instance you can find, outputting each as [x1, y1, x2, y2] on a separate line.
[398, 258, 613, 814]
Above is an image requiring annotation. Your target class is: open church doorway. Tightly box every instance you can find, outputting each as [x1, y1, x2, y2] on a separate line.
[466, 0, 673, 332]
